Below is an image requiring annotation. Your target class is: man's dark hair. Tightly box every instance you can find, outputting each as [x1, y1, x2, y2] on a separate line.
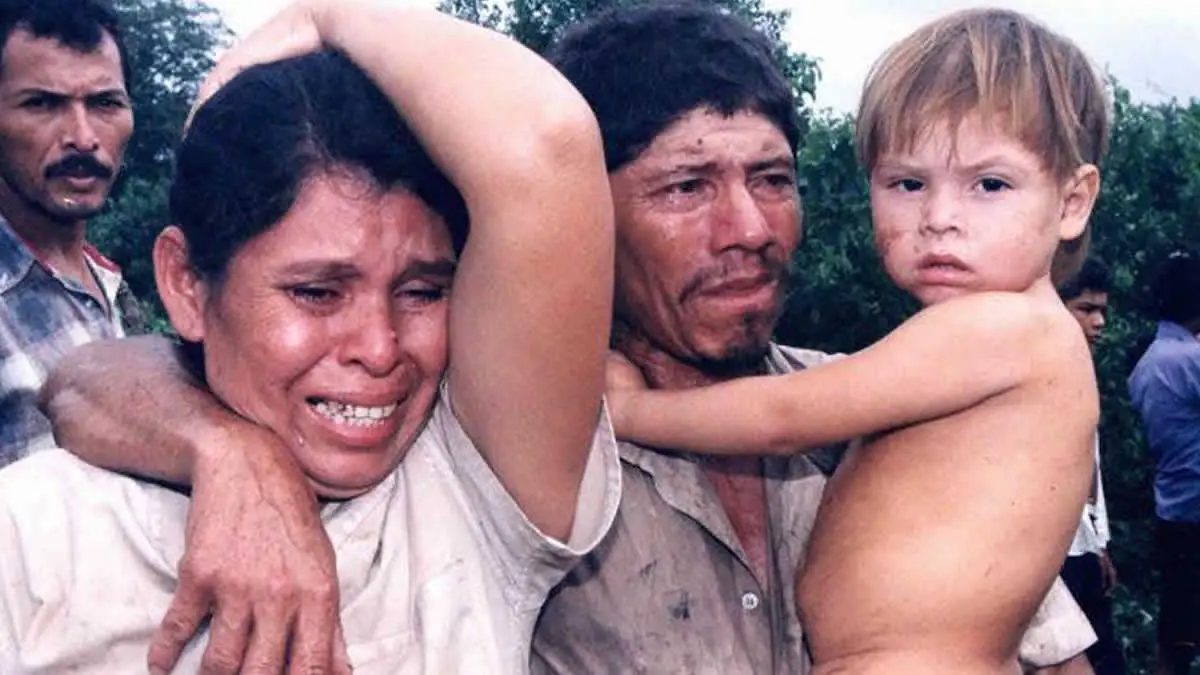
[547, 1, 800, 172]
[172, 51, 468, 284]
[1057, 256, 1111, 301]
[1150, 247, 1200, 325]
[0, 0, 130, 88]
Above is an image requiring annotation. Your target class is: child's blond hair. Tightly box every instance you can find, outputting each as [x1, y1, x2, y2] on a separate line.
[855, 8, 1111, 279]
[856, 8, 1110, 179]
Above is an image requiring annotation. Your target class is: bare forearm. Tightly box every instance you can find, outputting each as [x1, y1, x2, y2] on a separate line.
[615, 376, 819, 456]
[613, 296, 1051, 458]
[39, 335, 237, 483]
[43, 344, 335, 675]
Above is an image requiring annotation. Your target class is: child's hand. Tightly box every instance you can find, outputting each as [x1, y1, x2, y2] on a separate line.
[605, 351, 646, 437]
[606, 351, 647, 392]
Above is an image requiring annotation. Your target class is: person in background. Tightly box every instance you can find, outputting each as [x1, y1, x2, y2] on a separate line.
[1128, 247, 1200, 675]
[0, 0, 141, 466]
[1057, 256, 1127, 675]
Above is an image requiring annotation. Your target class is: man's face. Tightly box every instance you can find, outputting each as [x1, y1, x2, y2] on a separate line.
[1065, 289, 1108, 346]
[0, 27, 132, 224]
[609, 108, 800, 371]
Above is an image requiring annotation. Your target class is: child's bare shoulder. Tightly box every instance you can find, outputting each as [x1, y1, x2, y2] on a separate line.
[903, 291, 1089, 393]
[933, 290, 1055, 320]
[943, 292, 1093, 390]
[916, 291, 1075, 351]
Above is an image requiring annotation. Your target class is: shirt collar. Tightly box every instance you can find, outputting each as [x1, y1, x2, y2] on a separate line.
[0, 216, 36, 295]
[0, 214, 127, 306]
[1158, 321, 1199, 343]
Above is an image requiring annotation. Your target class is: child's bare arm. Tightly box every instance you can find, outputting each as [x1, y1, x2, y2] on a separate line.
[609, 292, 1050, 455]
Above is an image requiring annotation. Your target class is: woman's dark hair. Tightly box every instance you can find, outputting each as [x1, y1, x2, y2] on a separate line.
[171, 50, 468, 283]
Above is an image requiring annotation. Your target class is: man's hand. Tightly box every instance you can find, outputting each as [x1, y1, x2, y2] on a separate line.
[148, 426, 351, 675]
[1098, 550, 1119, 595]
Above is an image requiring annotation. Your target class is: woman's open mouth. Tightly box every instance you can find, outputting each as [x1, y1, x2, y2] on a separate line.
[304, 396, 406, 450]
[309, 398, 399, 427]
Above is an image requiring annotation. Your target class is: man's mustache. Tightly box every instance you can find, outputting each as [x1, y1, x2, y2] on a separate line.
[45, 154, 114, 181]
[680, 252, 793, 303]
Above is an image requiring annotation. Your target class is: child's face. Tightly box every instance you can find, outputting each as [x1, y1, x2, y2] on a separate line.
[869, 114, 1095, 306]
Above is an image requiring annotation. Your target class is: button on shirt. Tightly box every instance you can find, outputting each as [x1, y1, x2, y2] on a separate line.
[0, 392, 622, 674]
[0, 218, 144, 466]
[532, 344, 1095, 674]
[1129, 321, 1200, 523]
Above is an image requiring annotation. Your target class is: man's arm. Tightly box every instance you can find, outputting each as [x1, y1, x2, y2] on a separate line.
[40, 336, 343, 675]
[41, 335, 222, 482]
[611, 292, 1046, 455]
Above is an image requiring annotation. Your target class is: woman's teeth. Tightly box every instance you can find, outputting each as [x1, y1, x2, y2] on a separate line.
[312, 400, 398, 426]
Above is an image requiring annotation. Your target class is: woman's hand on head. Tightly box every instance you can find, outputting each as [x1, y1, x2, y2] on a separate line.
[146, 423, 351, 675]
[186, 0, 326, 129]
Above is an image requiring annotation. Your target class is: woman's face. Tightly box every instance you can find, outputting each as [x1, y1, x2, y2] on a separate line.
[192, 171, 455, 499]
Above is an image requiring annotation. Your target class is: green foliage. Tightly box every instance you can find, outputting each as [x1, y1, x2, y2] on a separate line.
[1089, 89, 1200, 675]
[89, 0, 231, 319]
[90, 176, 170, 315]
[115, 0, 231, 183]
